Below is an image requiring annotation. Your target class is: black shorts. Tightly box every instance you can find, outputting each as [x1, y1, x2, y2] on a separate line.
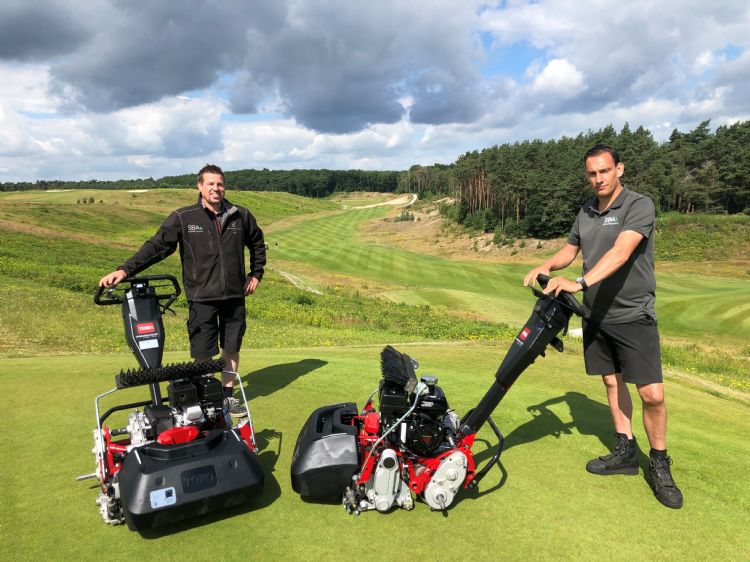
[582, 316, 663, 385]
[187, 299, 246, 359]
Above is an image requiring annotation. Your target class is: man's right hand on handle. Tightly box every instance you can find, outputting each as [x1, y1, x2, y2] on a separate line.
[523, 266, 550, 288]
[99, 269, 127, 288]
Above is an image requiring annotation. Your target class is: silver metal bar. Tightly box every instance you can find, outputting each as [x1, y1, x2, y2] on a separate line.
[227, 370, 256, 450]
[94, 387, 119, 483]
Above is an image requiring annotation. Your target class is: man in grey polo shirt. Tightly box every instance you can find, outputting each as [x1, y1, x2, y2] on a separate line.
[524, 144, 683, 509]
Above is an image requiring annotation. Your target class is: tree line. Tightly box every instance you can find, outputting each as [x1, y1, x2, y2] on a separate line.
[0, 169, 400, 196]
[2, 119, 747, 239]
[399, 120, 750, 238]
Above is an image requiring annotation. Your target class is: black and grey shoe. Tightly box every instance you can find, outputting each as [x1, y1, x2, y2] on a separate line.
[648, 455, 683, 509]
[586, 434, 639, 475]
[224, 396, 248, 419]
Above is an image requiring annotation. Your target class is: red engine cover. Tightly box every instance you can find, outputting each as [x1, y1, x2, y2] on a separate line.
[157, 425, 200, 445]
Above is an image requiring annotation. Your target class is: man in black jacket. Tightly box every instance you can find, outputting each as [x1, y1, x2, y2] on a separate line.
[99, 164, 266, 417]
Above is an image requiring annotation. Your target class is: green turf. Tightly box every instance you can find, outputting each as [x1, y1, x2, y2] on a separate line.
[268, 206, 750, 348]
[1, 345, 748, 560]
[1, 190, 748, 559]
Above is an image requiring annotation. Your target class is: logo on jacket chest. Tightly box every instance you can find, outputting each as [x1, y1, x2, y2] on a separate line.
[602, 216, 620, 226]
[187, 224, 204, 233]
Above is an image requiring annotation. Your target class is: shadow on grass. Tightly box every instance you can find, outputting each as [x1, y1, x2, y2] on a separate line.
[138, 427, 283, 539]
[241, 359, 328, 401]
[462, 392, 612, 504]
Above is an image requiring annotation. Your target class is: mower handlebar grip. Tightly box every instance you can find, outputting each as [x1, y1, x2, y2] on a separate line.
[93, 285, 121, 305]
[533, 273, 585, 317]
[93, 274, 181, 306]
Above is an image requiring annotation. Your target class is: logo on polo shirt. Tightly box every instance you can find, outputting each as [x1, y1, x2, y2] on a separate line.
[602, 216, 619, 226]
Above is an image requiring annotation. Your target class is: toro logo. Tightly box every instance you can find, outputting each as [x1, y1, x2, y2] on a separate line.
[136, 322, 156, 335]
[518, 327, 531, 342]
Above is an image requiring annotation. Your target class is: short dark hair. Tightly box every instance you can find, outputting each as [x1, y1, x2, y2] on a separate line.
[197, 164, 224, 184]
[584, 144, 621, 165]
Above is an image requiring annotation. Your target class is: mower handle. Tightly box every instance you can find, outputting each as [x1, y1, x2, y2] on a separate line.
[533, 274, 586, 317]
[94, 274, 181, 309]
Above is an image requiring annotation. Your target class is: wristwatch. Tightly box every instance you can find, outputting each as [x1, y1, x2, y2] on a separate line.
[576, 276, 588, 291]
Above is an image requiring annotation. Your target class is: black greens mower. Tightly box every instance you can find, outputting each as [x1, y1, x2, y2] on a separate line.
[290, 274, 584, 513]
[80, 275, 263, 531]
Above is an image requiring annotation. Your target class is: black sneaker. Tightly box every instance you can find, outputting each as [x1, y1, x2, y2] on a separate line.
[586, 434, 639, 475]
[648, 455, 683, 509]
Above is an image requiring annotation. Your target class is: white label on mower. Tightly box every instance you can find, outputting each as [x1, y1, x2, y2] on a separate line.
[150, 487, 177, 509]
[138, 339, 159, 350]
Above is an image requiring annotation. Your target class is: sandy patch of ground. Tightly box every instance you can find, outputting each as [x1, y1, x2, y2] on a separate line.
[359, 203, 566, 265]
[351, 194, 417, 209]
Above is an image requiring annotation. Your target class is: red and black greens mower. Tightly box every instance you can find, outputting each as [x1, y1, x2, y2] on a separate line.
[290, 274, 584, 513]
[80, 275, 263, 531]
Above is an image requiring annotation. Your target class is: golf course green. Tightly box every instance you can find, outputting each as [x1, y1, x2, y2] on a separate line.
[1, 190, 748, 560]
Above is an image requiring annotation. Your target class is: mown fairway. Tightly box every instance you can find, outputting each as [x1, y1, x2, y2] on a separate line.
[268, 203, 750, 392]
[1, 190, 749, 560]
[269, 205, 750, 340]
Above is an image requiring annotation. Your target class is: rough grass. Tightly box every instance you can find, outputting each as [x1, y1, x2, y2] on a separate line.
[1, 345, 748, 560]
[655, 212, 750, 261]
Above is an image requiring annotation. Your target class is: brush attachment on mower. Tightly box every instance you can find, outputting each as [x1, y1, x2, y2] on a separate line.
[116, 359, 226, 389]
[380, 345, 418, 393]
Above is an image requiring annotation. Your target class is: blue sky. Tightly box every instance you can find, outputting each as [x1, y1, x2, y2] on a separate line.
[0, 0, 748, 182]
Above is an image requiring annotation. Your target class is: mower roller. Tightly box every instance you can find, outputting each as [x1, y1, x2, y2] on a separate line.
[290, 274, 584, 513]
[80, 275, 263, 531]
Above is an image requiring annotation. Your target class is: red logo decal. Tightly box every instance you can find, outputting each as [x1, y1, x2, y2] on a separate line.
[519, 327, 531, 341]
[136, 322, 156, 335]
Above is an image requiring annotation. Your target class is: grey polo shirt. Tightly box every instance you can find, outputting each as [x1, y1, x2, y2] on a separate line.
[568, 187, 657, 324]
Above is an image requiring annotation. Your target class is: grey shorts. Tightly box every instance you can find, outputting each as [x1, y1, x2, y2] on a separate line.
[187, 299, 246, 358]
[582, 317, 663, 385]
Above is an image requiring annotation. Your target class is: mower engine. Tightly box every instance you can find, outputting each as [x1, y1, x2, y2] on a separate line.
[100, 376, 225, 450]
[292, 346, 474, 513]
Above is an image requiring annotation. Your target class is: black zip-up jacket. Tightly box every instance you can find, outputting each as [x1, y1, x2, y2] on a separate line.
[119, 198, 266, 302]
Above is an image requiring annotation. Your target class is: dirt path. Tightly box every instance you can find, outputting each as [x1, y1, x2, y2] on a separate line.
[273, 269, 323, 294]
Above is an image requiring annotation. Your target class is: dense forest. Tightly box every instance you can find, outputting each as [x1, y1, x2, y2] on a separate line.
[399, 120, 750, 238]
[2, 119, 748, 238]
